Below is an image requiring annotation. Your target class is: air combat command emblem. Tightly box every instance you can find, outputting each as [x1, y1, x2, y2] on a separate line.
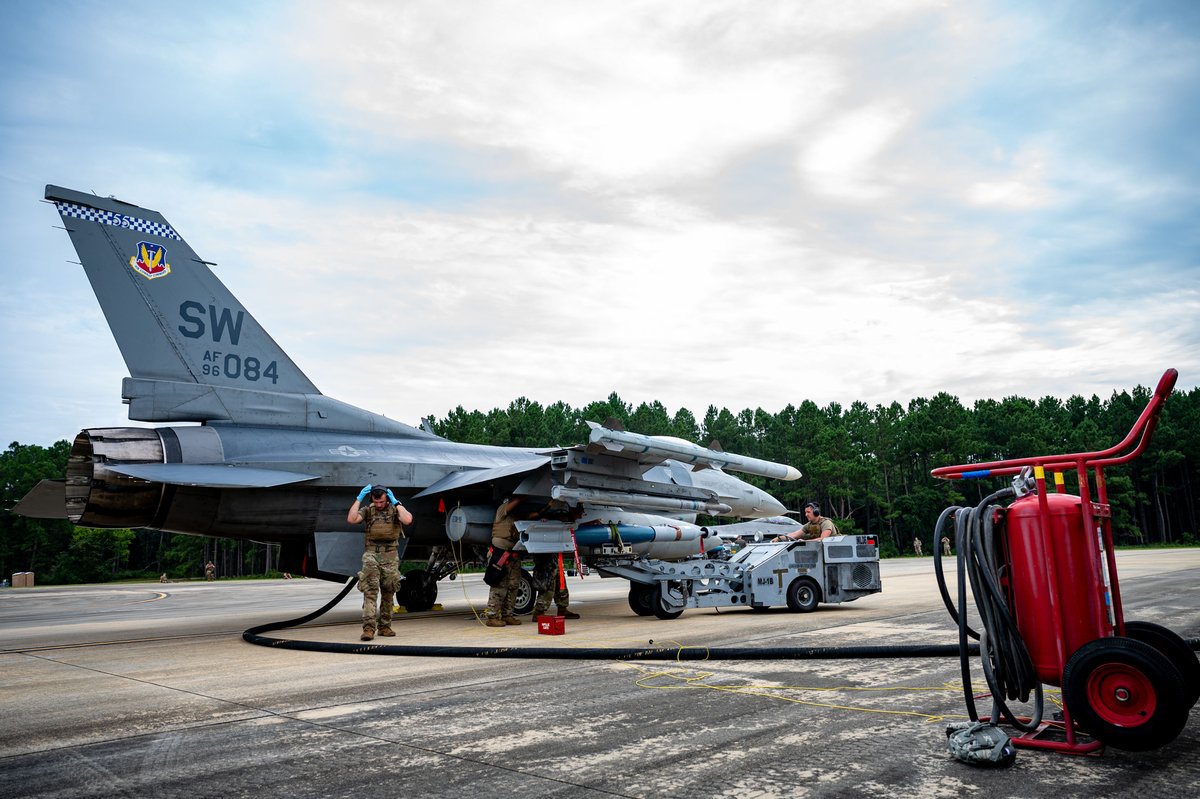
[130, 241, 171, 279]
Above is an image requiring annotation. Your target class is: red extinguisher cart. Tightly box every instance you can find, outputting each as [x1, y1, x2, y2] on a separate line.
[931, 368, 1199, 754]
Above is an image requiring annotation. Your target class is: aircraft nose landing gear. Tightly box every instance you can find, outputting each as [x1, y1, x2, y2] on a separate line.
[399, 569, 438, 612]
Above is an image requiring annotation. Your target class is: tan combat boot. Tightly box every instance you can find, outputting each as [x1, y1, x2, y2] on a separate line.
[360, 627, 375, 641]
[484, 617, 506, 628]
[502, 616, 522, 625]
[558, 607, 580, 619]
[378, 626, 395, 637]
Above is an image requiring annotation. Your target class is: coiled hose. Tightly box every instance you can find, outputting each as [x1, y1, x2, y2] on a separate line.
[933, 488, 1043, 731]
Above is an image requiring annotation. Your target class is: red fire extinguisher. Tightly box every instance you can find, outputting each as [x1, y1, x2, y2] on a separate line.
[932, 369, 1200, 755]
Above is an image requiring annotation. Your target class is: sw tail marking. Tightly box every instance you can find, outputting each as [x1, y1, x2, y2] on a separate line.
[178, 301, 246, 345]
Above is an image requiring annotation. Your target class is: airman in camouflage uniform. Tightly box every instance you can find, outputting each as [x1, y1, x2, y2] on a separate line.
[485, 497, 524, 627]
[772, 502, 838, 542]
[530, 553, 580, 619]
[348, 484, 413, 641]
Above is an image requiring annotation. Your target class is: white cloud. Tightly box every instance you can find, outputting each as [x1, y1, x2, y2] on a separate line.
[967, 145, 1056, 209]
[292, 2, 958, 194]
[99, 187, 1191, 432]
[2, 0, 1198, 447]
[798, 102, 912, 201]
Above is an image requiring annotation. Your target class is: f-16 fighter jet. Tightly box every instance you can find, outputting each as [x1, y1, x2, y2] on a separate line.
[15, 186, 800, 613]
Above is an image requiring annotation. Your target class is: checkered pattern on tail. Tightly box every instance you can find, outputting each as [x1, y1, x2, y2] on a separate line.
[55, 200, 181, 241]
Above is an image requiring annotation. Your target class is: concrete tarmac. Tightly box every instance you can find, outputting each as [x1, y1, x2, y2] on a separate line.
[1, 550, 1198, 798]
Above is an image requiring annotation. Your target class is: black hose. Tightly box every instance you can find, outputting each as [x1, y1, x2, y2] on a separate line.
[934, 489, 1043, 732]
[243, 574, 359, 638]
[932, 506, 977, 638]
[243, 576, 986, 659]
[246, 574, 1200, 661]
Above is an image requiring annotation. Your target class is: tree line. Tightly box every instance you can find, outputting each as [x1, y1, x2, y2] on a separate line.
[0, 438, 282, 584]
[430, 382, 1200, 555]
[3, 380, 1197, 583]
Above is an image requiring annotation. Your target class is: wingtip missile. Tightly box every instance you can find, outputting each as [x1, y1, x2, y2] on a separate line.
[586, 423, 802, 481]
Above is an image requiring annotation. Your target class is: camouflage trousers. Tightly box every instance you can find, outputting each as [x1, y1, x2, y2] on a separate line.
[532, 583, 570, 617]
[359, 546, 400, 631]
[531, 555, 569, 616]
[485, 554, 522, 619]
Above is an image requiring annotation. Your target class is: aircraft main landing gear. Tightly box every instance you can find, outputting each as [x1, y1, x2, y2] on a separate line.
[399, 569, 438, 612]
[514, 569, 535, 616]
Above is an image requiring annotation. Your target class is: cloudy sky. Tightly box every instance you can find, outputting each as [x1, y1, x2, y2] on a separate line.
[2, 1, 1198, 446]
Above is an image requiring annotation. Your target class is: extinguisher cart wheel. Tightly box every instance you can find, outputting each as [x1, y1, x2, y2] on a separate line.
[1062, 637, 1189, 751]
[1123, 620, 1200, 708]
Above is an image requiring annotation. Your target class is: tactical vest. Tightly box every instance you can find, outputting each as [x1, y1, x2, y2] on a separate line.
[799, 517, 838, 540]
[362, 504, 404, 545]
[491, 504, 519, 551]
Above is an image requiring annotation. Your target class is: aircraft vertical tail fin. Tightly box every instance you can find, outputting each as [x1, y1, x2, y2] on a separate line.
[44, 185, 341, 427]
[47, 185, 317, 398]
[46, 185, 425, 435]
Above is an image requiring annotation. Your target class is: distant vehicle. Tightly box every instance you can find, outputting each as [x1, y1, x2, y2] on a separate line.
[14, 185, 801, 614]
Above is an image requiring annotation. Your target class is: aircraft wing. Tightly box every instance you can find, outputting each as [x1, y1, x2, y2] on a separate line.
[703, 516, 802, 542]
[411, 457, 551, 499]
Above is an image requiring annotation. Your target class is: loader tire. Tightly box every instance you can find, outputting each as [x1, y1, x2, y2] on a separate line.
[786, 576, 821, 613]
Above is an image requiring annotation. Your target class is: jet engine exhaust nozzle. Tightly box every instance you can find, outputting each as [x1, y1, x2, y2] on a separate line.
[66, 428, 166, 527]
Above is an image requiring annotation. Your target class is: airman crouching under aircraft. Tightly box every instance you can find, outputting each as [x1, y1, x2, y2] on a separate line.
[348, 484, 413, 640]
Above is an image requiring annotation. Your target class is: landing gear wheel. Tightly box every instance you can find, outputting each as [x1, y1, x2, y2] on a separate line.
[1124, 621, 1200, 707]
[1062, 636, 1189, 751]
[628, 583, 655, 616]
[399, 568, 438, 612]
[514, 568, 535, 616]
[653, 581, 685, 620]
[786, 577, 821, 613]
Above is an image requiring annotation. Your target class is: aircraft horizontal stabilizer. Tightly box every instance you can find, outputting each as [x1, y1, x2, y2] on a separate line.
[585, 422, 802, 481]
[11, 479, 69, 519]
[105, 463, 320, 488]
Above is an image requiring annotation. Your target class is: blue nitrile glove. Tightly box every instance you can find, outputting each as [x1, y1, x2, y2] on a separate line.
[386, 489, 400, 506]
[357, 484, 372, 502]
